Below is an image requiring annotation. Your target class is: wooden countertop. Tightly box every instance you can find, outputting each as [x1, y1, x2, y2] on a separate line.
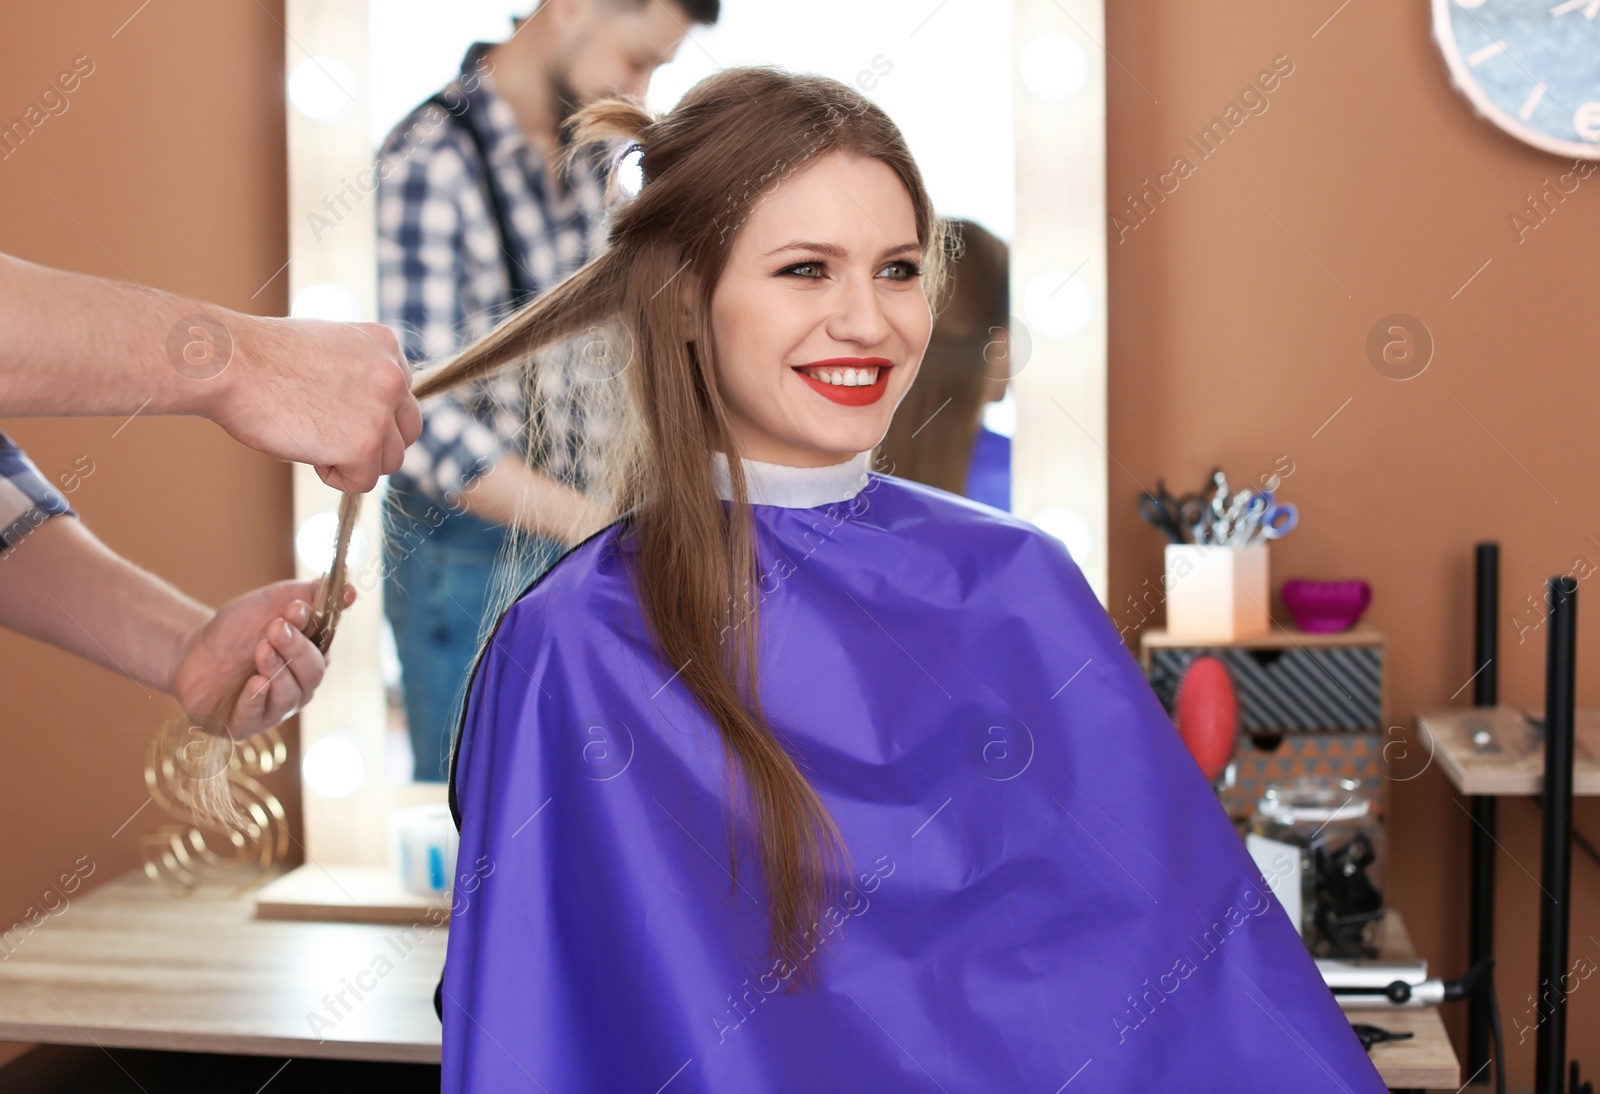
[0, 871, 1460, 1085]
[0, 870, 443, 1064]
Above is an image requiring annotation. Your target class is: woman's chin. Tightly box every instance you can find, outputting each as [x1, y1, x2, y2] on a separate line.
[739, 438, 869, 468]
[737, 398, 895, 464]
[788, 418, 890, 461]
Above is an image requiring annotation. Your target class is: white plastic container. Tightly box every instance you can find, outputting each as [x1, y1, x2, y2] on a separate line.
[388, 803, 459, 898]
[1163, 542, 1270, 639]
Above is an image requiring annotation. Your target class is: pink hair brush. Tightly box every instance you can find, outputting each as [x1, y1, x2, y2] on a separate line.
[1174, 655, 1239, 784]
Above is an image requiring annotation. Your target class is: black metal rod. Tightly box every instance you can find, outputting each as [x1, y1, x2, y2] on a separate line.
[1475, 543, 1499, 708]
[1469, 794, 1496, 1074]
[1467, 542, 1499, 1082]
[1534, 576, 1577, 1094]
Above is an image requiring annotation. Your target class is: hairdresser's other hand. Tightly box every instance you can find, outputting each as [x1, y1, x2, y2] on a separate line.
[209, 317, 422, 493]
[171, 579, 357, 739]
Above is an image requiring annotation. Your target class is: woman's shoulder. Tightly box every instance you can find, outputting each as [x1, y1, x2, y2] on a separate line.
[485, 519, 639, 651]
[858, 471, 1092, 591]
[864, 471, 1063, 545]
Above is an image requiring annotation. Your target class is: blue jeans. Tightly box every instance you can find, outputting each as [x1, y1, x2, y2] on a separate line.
[382, 486, 565, 782]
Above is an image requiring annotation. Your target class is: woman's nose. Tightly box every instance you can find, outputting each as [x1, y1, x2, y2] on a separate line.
[826, 272, 892, 347]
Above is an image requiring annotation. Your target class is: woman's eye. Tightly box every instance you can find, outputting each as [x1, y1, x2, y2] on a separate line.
[780, 260, 923, 281]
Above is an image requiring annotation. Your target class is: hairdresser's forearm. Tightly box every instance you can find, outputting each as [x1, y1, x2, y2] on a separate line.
[0, 252, 232, 419]
[459, 455, 603, 545]
[0, 252, 422, 494]
[0, 516, 207, 692]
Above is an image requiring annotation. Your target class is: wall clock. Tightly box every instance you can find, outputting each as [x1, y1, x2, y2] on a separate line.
[1433, 0, 1600, 159]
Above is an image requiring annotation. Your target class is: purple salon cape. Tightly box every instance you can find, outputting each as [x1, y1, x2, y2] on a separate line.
[440, 452, 1387, 1092]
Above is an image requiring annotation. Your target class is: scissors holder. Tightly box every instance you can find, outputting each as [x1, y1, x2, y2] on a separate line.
[1163, 542, 1270, 640]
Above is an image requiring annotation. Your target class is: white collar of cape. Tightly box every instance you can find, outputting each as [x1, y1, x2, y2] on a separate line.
[709, 450, 873, 509]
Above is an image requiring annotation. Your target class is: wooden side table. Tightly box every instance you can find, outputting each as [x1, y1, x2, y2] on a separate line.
[1367, 910, 1463, 1091]
[1418, 704, 1600, 1089]
[1138, 627, 1460, 1088]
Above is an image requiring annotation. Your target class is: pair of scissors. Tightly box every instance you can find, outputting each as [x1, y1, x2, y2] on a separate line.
[1138, 478, 1211, 545]
[1192, 477, 1260, 545]
[1208, 470, 1231, 524]
[1226, 490, 1298, 547]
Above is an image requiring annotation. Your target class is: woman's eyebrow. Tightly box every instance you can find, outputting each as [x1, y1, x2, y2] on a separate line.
[763, 240, 922, 260]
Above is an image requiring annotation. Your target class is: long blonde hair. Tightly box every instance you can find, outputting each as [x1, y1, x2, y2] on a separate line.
[198, 65, 950, 982]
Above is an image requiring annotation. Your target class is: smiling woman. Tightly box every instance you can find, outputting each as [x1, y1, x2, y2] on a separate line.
[698, 152, 935, 463]
[261, 62, 1389, 1093]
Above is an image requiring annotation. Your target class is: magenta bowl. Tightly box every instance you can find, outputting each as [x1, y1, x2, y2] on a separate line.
[1281, 578, 1372, 633]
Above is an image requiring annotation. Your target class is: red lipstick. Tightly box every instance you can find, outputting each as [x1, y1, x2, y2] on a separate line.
[792, 357, 893, 407]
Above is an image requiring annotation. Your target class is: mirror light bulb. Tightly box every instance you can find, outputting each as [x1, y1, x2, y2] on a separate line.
[288, 57, 359, 123]
[303, 735, 367, 799]
[1020, 33, 1089, 102]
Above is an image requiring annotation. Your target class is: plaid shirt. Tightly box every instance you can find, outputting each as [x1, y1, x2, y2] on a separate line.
[0, 431, 73, 553]
[377, 42, 613, 503]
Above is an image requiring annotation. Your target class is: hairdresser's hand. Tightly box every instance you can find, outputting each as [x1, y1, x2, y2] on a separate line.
[171, 579, 357, 739]
[208, 317, 422, 493]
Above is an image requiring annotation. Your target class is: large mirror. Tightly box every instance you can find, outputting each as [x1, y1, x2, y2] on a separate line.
[280, 0, 1105, 893]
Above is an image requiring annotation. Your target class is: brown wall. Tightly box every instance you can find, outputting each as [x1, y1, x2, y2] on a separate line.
[1107, 1, 1600, 1078]
[0, 0, 302, 956]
